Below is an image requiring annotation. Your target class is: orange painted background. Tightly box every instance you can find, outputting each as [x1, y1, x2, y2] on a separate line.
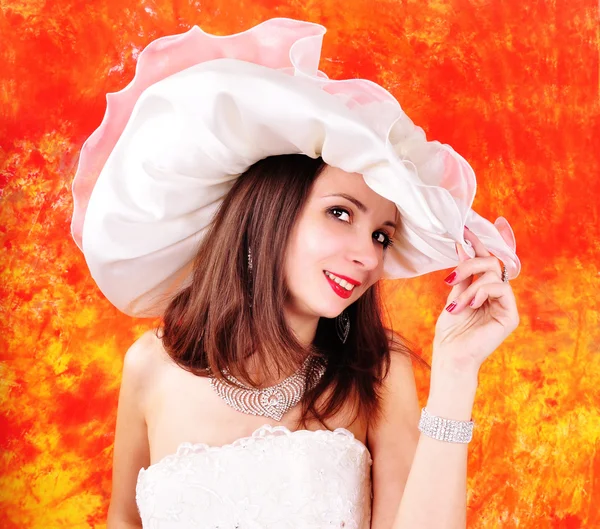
[1, 0, 599, 527]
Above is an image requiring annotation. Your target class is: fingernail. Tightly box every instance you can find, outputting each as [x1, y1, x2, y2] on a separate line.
[444, 271, 457, 284]
[446, 301, 457, 313]
[469, 298, 476, 307]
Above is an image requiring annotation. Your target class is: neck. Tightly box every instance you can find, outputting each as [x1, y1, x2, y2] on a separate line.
[283, 306, 320, 347]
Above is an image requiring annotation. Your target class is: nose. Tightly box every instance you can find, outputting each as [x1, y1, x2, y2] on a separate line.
[348, 234, 380, 271]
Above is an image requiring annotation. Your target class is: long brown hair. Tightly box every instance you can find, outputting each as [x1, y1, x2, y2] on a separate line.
[158, 154, 426, 429]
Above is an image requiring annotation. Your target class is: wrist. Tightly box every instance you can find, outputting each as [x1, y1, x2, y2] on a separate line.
[428, 363, 478, 421]
[426, 390, 475, 422]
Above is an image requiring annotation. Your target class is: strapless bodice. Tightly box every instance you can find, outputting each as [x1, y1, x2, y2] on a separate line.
[136, 424, 372, 528]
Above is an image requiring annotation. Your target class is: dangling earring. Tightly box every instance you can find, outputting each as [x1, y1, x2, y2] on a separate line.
[336, 310, 350, 344]
[247, 247, 254, 307]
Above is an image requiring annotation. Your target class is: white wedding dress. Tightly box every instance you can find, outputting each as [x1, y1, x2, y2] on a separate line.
[136, 424, 372, 528]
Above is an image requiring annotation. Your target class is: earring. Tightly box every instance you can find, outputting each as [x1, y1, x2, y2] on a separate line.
[336, 310, 350, 344]
[247, 248, 254, 307]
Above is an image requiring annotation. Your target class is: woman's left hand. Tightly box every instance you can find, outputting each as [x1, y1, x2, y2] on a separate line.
[432, 227, 520, 374]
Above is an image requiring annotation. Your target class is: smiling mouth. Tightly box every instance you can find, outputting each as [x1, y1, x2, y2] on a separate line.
[323, 270, 361, 300]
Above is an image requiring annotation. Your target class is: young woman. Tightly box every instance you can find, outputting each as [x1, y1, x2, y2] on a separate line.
[71, 18, 521, 529]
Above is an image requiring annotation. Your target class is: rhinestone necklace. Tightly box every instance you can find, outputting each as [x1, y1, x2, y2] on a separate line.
[209, 356, 326, 421]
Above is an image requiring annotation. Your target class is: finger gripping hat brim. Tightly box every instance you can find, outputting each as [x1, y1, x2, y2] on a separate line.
[71, 18, 521, 317]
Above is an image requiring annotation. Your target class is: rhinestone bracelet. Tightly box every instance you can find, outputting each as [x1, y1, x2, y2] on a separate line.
[418, 407, 474, 444]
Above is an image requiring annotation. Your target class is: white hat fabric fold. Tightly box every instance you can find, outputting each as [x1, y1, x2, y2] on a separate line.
[71, 18, 521, 317]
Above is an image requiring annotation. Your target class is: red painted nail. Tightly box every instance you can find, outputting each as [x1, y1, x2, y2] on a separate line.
[446, 301, 457, 313]
[469, 298, 476, 307]
[444, 271, 457, 284]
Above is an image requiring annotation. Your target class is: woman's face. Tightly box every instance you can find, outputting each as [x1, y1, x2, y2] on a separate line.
[284, 165, 398, 320]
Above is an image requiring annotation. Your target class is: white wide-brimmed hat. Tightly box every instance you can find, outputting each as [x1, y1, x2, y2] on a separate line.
[71, 17, 521, 317]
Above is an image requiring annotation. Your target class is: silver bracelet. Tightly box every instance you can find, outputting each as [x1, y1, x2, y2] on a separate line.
[418, 407, 474, 444]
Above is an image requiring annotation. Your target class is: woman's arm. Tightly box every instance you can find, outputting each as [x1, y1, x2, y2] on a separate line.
[389, 228, 518, 528]
[106, 332, 156, 529]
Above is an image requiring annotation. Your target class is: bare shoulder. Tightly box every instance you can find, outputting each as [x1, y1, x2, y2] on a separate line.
[124, 329, 171, 369]
[368, 326, 420, 454]
[122, 329, 171, 398]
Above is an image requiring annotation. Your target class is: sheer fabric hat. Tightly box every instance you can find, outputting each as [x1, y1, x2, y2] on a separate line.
[71, 18, 521, 317]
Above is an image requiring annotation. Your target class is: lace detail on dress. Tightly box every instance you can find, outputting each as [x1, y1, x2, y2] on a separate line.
[136, 425, 372, 529]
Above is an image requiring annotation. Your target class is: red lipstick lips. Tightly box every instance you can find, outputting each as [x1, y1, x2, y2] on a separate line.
[324, 271, 361, 299]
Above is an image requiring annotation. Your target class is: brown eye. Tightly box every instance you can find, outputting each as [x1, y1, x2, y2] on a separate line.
[329, 207, 351, 223]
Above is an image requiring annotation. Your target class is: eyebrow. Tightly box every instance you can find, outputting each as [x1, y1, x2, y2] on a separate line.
[324, 193, 398, 230]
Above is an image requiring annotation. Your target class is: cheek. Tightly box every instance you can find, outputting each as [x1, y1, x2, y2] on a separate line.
[286, 218, 342, 276]
[295, 218, 344, 262]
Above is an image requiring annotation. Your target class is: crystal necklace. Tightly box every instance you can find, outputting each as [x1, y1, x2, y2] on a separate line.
[209, 356, 326, 421]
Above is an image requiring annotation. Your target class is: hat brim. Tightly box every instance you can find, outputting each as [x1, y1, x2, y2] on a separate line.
[72, 18, 521, 317]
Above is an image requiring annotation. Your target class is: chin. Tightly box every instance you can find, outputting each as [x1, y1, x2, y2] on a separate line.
[318, 308, 345, 320]
[314, 300, 350, 319]
[288, 298, 343, 320]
